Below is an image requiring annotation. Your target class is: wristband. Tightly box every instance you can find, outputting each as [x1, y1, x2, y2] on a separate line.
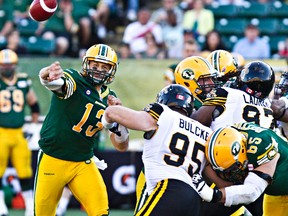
[211, 187, 223, 203]
[101, 114, 114, 129]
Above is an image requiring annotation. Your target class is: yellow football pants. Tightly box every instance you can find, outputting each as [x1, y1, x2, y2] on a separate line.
[34, 152, 109, 216]
[263, 194, 288, 216]
[0, 127, 32, 178]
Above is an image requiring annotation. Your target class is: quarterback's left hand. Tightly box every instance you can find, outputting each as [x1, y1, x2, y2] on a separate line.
[108, 95, 122, 106]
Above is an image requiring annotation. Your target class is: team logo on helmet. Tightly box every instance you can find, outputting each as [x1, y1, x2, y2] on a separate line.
[181, 68, 195, 80]
[231, 141, 241, 158]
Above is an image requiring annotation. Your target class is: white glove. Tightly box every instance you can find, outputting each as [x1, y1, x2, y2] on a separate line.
[93, 156, 108, 170]
[192, 173, 222, 203]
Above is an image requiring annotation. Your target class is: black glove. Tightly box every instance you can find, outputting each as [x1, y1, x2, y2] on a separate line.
[108, 123, 121, 136]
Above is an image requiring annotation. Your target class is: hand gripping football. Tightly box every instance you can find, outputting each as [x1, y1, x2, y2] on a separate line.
[29, 0, 58, 22]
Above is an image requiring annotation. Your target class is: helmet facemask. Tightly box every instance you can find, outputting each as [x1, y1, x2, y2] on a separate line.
[82, 59, 116, 86]
[0, 64, 16, 79]
[197, 74, 216, 97]
[0, 49, 18, 80]
[215, 160, 248, 184]
[81, 44, 118, 86]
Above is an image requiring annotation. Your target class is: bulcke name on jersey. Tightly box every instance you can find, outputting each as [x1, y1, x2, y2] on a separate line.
[179, 118, 210, 141]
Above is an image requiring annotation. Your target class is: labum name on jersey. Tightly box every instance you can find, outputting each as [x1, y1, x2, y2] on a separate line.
[242, 94, 268, 107]
[179, 119, 210, 141]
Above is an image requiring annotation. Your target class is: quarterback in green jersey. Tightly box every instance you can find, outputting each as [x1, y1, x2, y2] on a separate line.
[192, 122, 288, 216]
[34, 44, 129, 216]
[0, 49, 40, 216]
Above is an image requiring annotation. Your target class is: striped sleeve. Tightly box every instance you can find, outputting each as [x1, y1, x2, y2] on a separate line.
[203, 87, 228, 106]
[143, 103, 164, 122]
[57, 71, 76, 99]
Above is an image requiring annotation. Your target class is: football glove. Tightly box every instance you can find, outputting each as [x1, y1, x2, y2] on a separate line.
[192, 173, 222, 203]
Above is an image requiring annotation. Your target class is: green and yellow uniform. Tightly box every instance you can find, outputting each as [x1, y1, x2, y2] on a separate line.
[0, 73, 32, 179]
[233, 122, 288, 216]
[35, 68, 115, 216]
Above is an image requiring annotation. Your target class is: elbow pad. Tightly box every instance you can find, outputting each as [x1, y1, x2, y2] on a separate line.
[224, 172, 268, 207]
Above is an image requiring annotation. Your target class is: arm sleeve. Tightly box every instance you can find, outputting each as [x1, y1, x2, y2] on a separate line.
[224, 172, 268, 207]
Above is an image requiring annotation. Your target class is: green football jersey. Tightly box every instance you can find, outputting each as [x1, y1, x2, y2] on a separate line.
[0, 73, 31, 128]
[39, 68, 116, 162]
[233, 122, 288, 195]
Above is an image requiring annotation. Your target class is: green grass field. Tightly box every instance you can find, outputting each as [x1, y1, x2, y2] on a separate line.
[9, 208, 134, 215]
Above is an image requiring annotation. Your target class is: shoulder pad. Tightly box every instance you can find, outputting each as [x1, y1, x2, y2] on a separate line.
[143, 103, 164, 121]
[203, 87, 228, 106]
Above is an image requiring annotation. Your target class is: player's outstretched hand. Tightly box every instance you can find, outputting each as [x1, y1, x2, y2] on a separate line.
[40, 61, 64, 82]
[107, 95, 122, 106]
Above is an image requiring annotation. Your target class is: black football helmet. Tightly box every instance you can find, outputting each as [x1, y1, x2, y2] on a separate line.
[156, 84, 194, 116]
[274, 71, 288, 97]
[239, 61, 275, 99]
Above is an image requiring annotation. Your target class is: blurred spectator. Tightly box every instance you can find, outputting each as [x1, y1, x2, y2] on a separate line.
[233, 24, 270, 59]
[5, 29, 27, 55]
[137, 32, 166, 59]
[122, 7, 163, 55]
[37, 0, 76, 56]
[182, 0, 214, 39]
[12, 0, 30, 24]
[150, 0, 183, 27]
[88, 0, 111, 39]
[201, 30, 227, 53]
[182, 38, 201, 57]
[179, 0, 193, 10]
[164, 38, 200, 85]
[162, 9, 184, 59]
[122, 0, 140, 22]
[0, 0, 14, 41]
[210, 0, 246, 6]
[278, 38, 288, 59]
[183, 29, 195, 42]
[117, 42, 135, 59]
[69, 0, 112, 53]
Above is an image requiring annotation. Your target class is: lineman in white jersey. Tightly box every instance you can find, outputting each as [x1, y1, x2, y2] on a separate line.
[101, 84, 220, 216]
[191, 60, 276, 216]
[192, 61, 275, 131]
[207, 86, 274, 131]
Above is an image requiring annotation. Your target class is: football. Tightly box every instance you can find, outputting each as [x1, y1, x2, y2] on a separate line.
[29, 0, 58, 22]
